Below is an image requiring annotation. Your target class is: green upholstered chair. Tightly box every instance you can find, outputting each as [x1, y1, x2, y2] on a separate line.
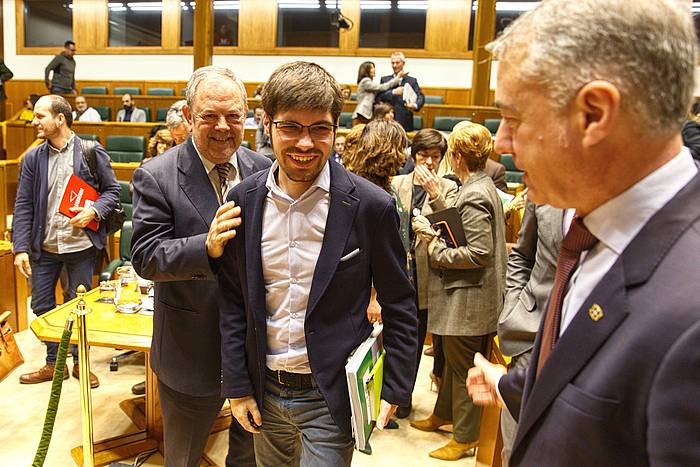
[339, 112, 353, 129]
[424, 95, 444, 104]
[106, 135, 145, 163]
[146, 87, 174, 96]
[500, 154, 524, 184]
[113, 87, 141, 95]
[433, 116, 472, 132]
[156, 107, 170, 122]
[81, 86, 108, 95]
[76, 133, 99, 142]
[94, 106, 112, 121]
[413, 116, 423, 130]
[118, 180, 133, 220]
[139, 107, 151, 122]
[247, 109, 254, 118]
[350, 92, 357, 101]
[484, 118, 501, 135]
[100, 221, 134, 281]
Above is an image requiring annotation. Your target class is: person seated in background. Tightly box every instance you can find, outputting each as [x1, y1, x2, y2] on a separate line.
[372, 102, 395, 121]
[145, 129, 174, 162]
[390, 129, 459, 419]
[352, 61, 404, 127]
[252, 83, 264, 99]
[410, 122, 507, 462]
[116, 93, 147, 122]
[331, 135, 345, 165]
[244, 105, 264, 129]
[18, 94, 40, 121]
[165, 99, 190, 145]
[340, 84, 352, 100]
[72, 95, 102, 123]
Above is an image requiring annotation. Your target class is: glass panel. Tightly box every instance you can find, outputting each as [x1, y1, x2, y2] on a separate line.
[468, 0, 540, 50]
[180, 1, 240, 47]
[109, 1, 163, 47]
[358, 0, 427, 49]
[277, 0, 340, 48]
[23, 0, 73, 48]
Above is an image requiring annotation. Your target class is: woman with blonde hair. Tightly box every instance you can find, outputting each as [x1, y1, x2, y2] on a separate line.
[410, 121, 507, 461]
[146, 129, 174, 161]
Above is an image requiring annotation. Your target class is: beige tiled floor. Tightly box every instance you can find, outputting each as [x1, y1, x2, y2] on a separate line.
[0, 330, 477, 467]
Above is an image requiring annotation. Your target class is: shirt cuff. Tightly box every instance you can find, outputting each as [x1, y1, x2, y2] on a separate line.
[91, 207, 101, 221]
[494, 374, 506, 407]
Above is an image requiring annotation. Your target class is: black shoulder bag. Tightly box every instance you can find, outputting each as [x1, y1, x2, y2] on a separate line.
[80, 139, 126, 235]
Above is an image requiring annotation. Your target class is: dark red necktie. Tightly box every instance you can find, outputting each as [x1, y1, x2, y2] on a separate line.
[536, 217, 598, 376]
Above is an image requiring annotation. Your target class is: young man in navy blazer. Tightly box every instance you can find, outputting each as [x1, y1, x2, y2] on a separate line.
[217, 61, 418, 466]
[467, 1, 700, 465]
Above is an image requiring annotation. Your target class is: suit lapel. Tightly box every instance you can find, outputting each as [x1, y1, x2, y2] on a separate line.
[177, 138, 219, 228]
[237, 148, 254, 179]
[306, 163, 358, 318]
[513, 244, 630, 450]
[244, 177, 270, 332]
[395, 175, 413, 216]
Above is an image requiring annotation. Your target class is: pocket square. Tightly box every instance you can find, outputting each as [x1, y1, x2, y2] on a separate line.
[340, 248, 361, 262]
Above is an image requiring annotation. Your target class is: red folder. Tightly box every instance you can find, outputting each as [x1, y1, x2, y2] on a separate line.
[58, 174, 100, 231]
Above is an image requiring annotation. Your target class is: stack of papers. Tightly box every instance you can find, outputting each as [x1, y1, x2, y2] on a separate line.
[345, 324, 385, 454]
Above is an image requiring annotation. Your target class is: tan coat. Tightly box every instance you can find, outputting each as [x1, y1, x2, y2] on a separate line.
[426, 171, 507, 336]
[391, 173, 459, 309]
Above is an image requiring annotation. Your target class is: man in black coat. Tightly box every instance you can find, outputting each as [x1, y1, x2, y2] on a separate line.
[376, 51, 425, 132]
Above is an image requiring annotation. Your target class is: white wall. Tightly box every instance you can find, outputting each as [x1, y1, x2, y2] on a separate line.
[3, 0, 477, 88]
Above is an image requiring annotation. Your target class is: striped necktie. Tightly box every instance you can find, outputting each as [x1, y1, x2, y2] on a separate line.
[536, 216, 598, 376]
[214, 162, 235, 199]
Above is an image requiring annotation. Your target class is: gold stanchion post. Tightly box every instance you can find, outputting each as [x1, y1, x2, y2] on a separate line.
[74, 285, 94, 467]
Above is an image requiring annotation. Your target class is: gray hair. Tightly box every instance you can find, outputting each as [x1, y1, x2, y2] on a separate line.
[391, 51, 405, 62]
[166, 99, 187, 129]
[487, 0, 697, 134]
[184, 65, 248, 107]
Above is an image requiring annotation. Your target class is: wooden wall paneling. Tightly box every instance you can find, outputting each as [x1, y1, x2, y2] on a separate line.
[193, 0, 214, 69]
[0, 247, 20, 331]
[111, 162, 140, 182]
[14, 0, 24, 54]
[162, 0, 180, 50]
[470, 0, 496, 106]
[0, 159, 20, 234]
[4, 80, 47, 118]
[338, 0, 360, 51]
[425, 0, 470, 55]
[445, 88, 471, 105]
[237, 0, 277, 52]
[73, 0, 108, 52]
[0, 162, 9, 233]
[5, 120, 37, 159]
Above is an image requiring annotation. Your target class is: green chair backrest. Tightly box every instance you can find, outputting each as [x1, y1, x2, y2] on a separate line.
[499, 154, 518, 172]
[505, 171, 523, 184]
[146, 87, 174, 96]
[247, 109, 254, 118]
[350, 93, 357, 101]
[114, 87, 141, 95]
[433, 116, 471, 132]
[339, 112, 353, 129]
[424, 95, 444, 104]
[413, 116, 423, 130]
[81, 86, 108, 95]
[119, 221, 134, 261]
[118, 181, 133, 220]
[77, 133, 99, 142]
[156, 107, 169, 122]
[106, 135, 144, 163]
[94, 106, 112, 121]
[484, 118, 501, 135]
[140, 107, 151, 122]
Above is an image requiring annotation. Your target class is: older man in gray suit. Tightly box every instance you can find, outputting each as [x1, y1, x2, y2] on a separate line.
[497, 201, 570, 465]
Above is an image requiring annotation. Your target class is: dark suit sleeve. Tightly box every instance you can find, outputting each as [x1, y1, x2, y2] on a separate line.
[501, 201, 538, 316]
[371, 198, 419, 407]
[130, 166, 214, 282]
[218, 206, 255, 399]
[411, 78, 425, 111]
[647, 320, 700, 465]
[91, 143, 120, 219]
[0, 61, 13, 84]
[681, 120, 700, 161]
[498, 368, 526, 421]
[376, 75, 394, 103]
[11, 154, 35, 254]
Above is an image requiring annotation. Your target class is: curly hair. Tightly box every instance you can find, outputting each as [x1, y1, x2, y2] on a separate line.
[351, 119, 407, 192]
[447, 121, 493, 172]
[338, 124, 365, 172]
[147, 129, 174, 158]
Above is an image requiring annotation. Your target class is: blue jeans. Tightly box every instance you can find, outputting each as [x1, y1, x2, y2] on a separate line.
[50, 85, 73, 94]
[30, 247, 95, 365]
[254, 377, 354, 467]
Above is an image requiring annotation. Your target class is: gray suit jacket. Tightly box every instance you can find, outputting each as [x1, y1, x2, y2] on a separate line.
[485, 158, 508, 192]
[498, 202, 564, 357]
[116, 107, 147, 123]
[130, 137, 271, 396]
[391, 173, 458, 309]
[426, 171, 507, 336]
[352, 76, 401, 120]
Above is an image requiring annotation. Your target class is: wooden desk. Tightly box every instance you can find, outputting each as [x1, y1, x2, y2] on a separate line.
[475, 337, 508, 467]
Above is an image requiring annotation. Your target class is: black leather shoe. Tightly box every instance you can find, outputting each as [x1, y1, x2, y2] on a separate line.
[396, 404, 412, 419]
[131, 381, 146, 395]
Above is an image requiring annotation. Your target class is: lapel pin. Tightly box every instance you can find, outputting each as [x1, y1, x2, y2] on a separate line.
[588, 304, 604, 321]
[342, 200, 352, 206]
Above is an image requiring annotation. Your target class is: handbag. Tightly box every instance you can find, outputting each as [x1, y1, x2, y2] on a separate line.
[0, 311, 25, 383]
[80, 139, 127, 235]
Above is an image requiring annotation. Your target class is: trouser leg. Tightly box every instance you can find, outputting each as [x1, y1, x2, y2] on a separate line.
[30, 251, 62, 365]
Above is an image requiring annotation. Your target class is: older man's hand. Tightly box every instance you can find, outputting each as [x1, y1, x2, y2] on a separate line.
[206, 201, 242, 258]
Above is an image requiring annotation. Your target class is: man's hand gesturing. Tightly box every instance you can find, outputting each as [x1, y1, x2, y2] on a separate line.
[206, 201, 242, 258]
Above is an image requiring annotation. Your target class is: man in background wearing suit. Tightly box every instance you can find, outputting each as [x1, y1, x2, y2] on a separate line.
[496, 201, 569, 465]
[218, 61, 418, 466]
[131, 66, 270, 467]
[116, 93, 146, 122]
[377, 51, 424, 132]
[467, 1, 700, 465]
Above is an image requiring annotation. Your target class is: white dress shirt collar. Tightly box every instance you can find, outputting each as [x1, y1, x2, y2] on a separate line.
[192, 139, 239, 176]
